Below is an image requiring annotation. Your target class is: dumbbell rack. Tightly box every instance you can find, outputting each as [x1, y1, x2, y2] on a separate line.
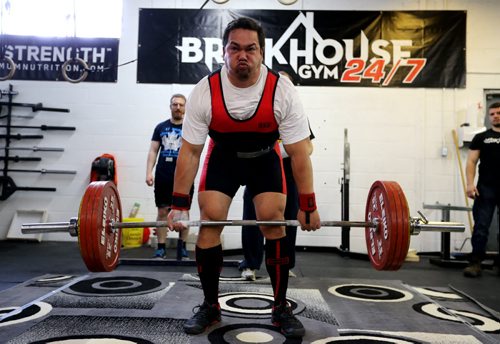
[0, 84, 75, 201]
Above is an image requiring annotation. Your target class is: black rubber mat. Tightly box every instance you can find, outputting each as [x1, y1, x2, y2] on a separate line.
[1, 271, 499, 343]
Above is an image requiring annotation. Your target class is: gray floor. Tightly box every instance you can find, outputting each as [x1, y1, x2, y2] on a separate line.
[0, 240, 499, 313]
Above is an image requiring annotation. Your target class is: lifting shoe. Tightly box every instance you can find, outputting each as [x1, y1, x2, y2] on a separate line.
[184, 301, 221, 335]
[272, 303, 305, 338]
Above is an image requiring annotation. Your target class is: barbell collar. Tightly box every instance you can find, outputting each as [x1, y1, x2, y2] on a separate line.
[69, 217, 78, 237]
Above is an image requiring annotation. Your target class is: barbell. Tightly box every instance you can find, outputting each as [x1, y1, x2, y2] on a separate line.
[21, 180, 465, 273]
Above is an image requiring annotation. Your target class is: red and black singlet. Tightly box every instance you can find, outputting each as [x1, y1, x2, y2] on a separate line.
[207, 68, 280, 153]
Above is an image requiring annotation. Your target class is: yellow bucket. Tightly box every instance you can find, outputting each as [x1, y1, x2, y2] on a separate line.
[121, 217, 145, 248]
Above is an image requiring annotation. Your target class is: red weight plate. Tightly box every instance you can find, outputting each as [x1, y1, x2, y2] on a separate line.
[85, 182, 105, 271]
[92, 181, 122, 272]
[385, 182, 410, 270]
[80, 182, 107, 271]
[382, 181, 403, 271]
[78, 183, 98, 271]
[380, 181, 401, 271]
[79, 181, 122, 272]
[365, 181, 391, 270]
[365, 181, 401, 270]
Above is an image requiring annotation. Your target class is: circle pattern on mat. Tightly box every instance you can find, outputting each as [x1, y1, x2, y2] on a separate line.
[218, 292, 303, 319]
[36, 275, 74, 283]
[413, 302, 500, 333]
[207, 323, 300, 343]
[411, 287, 462, 300]
[0, 302, 52, 327]
[29, 334, 154, 343]
[328, 284, 413, 302]
[65, 276, 164, 297]
[311, 335, 419, 343]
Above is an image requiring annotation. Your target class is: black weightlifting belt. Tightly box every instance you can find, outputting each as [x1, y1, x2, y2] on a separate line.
[236, 146, 273, 159]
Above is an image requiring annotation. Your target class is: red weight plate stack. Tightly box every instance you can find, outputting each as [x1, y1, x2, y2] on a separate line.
[365, 181, 410, 270]
[78, 181, 122, 271]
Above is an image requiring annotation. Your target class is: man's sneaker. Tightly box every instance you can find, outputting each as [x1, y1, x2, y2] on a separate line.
[153, 248, 166, 259]
[241, 268, 256, 281]
[176, 246, 190, 261]
[463, 262, 482, 277]
[184, 301, 221, 335]
[272, 303, 305, 338]
[289, 269, 297, 278]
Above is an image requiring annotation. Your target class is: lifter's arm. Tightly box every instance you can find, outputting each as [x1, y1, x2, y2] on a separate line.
[167, 139, 204, 231]
[173, 139, 204, 194]
[283, 137, 320, 231]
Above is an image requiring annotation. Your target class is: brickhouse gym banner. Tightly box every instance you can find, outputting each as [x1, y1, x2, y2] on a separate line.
[137, 9, 466, 88]
[0, 35, 119, 82]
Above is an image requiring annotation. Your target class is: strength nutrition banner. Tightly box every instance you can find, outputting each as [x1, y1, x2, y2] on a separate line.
[0, 35, 119, 82]
[137, 9, 466, 88]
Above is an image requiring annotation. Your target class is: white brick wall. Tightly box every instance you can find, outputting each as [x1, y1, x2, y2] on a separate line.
[1, 0, 499, 256]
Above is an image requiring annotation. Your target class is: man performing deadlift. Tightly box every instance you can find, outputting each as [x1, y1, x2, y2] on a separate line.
[167, 17, 320, 338]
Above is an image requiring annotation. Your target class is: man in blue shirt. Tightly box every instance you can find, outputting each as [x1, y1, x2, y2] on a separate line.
[146, 94, 193, 259]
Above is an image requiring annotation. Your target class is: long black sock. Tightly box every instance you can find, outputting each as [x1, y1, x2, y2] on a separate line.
[195, 244, 223, 305]
[265, 237, 290, 306]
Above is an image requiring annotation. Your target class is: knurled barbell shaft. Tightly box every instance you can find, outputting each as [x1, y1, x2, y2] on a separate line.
[21, 222, 76, 234]
[21, 218, 465, 234]
[114, 219, 376, 228]
[21, 219, 375, 234]
[410, 221, 465, 234]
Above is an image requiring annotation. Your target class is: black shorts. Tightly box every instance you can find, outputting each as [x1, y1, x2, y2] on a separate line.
[154, 175, 194, 208]
[199, 143, 286, 199]
[283, 157, 298, 220]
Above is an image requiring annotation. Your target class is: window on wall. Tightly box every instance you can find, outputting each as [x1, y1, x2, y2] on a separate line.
[0, 0, 122, 38]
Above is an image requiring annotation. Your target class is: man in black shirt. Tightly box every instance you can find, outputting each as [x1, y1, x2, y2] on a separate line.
[463, 102, 500, 277]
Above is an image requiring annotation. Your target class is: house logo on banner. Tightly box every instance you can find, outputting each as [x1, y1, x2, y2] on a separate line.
[176, 12, 422, 85]
[137, 9, 466, 88]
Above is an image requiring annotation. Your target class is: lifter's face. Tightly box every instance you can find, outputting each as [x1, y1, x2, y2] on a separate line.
[489, 106, 500, 129]
[223, 28, 263, 86]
